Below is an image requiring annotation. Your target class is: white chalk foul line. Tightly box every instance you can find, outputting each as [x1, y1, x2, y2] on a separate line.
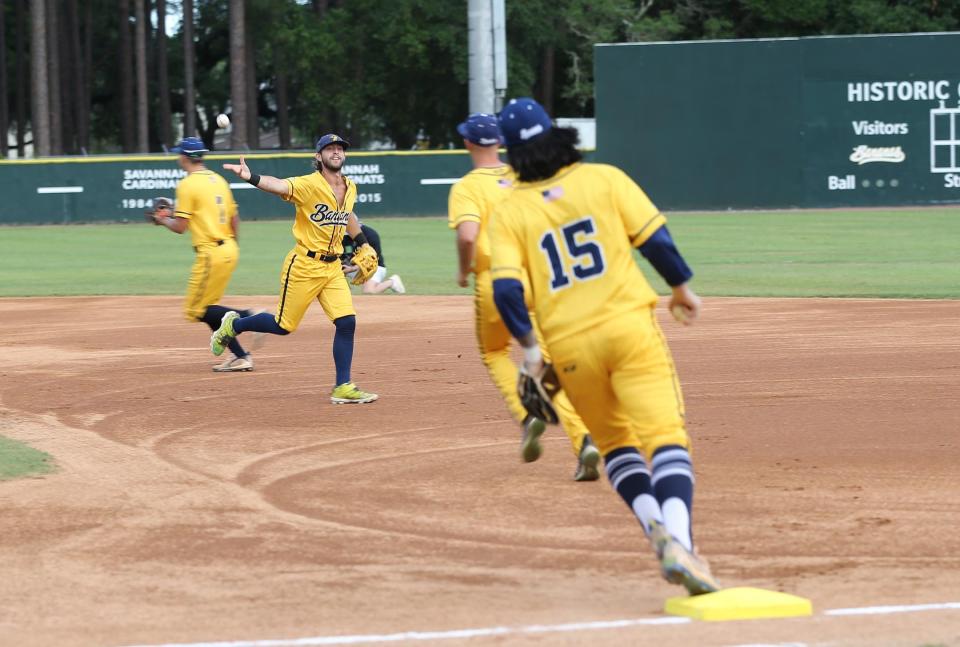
[121, 601, 960, 647]
[824, 601, 960, 616]
[121, 617, 689, 647]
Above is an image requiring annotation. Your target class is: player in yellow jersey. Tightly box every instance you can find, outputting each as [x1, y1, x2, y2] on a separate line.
[448, 113, 600, 481]
[490, 99, 721, 595]
[213, 134, 378, 404]
[149, 136, 262, 372]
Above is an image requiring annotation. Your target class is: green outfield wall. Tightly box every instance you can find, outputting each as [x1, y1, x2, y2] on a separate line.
[0, 150, 476, 224]
[596, 32, 960, 210]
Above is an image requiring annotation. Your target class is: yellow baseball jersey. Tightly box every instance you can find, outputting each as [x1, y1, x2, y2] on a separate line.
[174, 170, 237, 248]
[490, 163, 666, 343]
[284, 172, 357, 257]
[447, 165, 513, 274]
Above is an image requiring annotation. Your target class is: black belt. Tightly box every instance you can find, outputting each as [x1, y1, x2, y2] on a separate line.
[194, 239, 225, 252]
[306, 250, 339, 262]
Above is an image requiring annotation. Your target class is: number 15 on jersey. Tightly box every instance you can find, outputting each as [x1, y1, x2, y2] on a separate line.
[539, 216, 606, 291]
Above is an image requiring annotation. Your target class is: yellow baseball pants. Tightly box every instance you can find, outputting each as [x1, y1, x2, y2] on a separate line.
[183, 238, 239, 321]
[474, 270, 589, 456]
[545, 305, 690, 459]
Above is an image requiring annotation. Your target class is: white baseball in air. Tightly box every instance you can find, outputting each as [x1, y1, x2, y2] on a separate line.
[216, 114, 230, 129]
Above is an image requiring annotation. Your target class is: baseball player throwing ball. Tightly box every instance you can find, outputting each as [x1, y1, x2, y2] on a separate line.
[448, 112, 600, 481]
[148, 136, 263, 372]
[213, 134, 379, 404]
[490, 98, 720, 595]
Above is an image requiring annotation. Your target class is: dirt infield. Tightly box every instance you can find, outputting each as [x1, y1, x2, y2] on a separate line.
[1, 295, 958, 647]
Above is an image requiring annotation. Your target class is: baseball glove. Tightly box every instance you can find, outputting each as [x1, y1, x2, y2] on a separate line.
[145, 196, 174, 224]
[517, 362, 561, 425]
[349, 243, 378, 285]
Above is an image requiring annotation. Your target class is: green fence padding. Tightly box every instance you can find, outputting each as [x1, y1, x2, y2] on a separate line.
[596, 33, 960, 210]
[1, 150, 476, 224]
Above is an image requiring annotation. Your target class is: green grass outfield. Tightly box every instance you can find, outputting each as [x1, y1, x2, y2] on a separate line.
[0, 209, 957, 298]
[0, 436, 55, 480]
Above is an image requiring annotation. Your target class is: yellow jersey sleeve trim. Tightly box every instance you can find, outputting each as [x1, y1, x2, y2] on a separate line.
[450, 213, 481, 229]
[490, 265, 523, 281]
[281, 178, 294, 202]
[629, 212, 667, 247]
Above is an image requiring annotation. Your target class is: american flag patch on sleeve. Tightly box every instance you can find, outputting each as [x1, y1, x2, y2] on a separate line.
[541, 186, 564, 202]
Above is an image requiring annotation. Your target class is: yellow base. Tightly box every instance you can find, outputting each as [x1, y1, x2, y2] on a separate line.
[665, 586, 813, 621]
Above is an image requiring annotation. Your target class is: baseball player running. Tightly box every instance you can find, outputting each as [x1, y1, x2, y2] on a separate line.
[448, 113, 600, 482]
[213, 134, 379, 404]
[148, 136, 262, 372]
[490, 98, 720, 595]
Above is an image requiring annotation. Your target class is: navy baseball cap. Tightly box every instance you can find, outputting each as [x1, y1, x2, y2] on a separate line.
[498, 98, 553, 147]
[316, 133, 350, 151]
[457, 113, 501, 146]
[171, 136, 208, 157]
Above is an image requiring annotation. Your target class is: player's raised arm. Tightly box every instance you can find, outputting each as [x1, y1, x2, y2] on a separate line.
[223, 156, 290, 198]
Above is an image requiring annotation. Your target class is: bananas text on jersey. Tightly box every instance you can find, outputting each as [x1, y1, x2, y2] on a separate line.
[308, 204, 350, 226]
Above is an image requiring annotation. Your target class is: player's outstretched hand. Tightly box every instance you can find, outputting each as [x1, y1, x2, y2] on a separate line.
[669, 283, 702, 326]
[341, 263, 360, 282]
[223, 156, 250, 180]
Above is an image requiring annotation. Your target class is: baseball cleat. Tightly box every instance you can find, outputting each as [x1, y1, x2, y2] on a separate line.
[330, 382, 379, 404]
[210, 311, 239, 357]
[389, 274, 406, 294]
[212, 354, 254, 372]
[646, 519, 672, 559]
[659, 538, 721, 596]
[573, 435, 601, 481]
[520, 416, 546, 463]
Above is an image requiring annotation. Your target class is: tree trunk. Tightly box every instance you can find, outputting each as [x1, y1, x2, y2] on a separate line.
[244, 19, 258, 148]
[29, 0, 50, 156]
[0, 0, 9, 157]
[67, 0, 85, 154]
[119, 0, 134, 151]
[15, 0, 27, 156]
[183, 0, 195, 138]
[80, 0, 91, 152]
[156, 0, 172, 148]
[228, 0, 247, 149]
[539, 45, 555, 116]
[59, 0, 76, 153]
[312, 0, 327, 16]
[46, 0, 62, 154]
[275, 63, 290, 149]
[134, 0, 148, 151]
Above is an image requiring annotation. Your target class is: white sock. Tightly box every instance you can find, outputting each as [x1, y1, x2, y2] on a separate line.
[661, 497, 692, 550]
[631, 494, 664, 534]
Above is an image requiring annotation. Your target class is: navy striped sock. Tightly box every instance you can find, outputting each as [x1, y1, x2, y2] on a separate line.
[651, 445, 695, 550]
[604, 447, 663, 534]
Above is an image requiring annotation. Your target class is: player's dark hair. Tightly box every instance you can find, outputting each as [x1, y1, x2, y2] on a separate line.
[507, 127, 582, 182]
